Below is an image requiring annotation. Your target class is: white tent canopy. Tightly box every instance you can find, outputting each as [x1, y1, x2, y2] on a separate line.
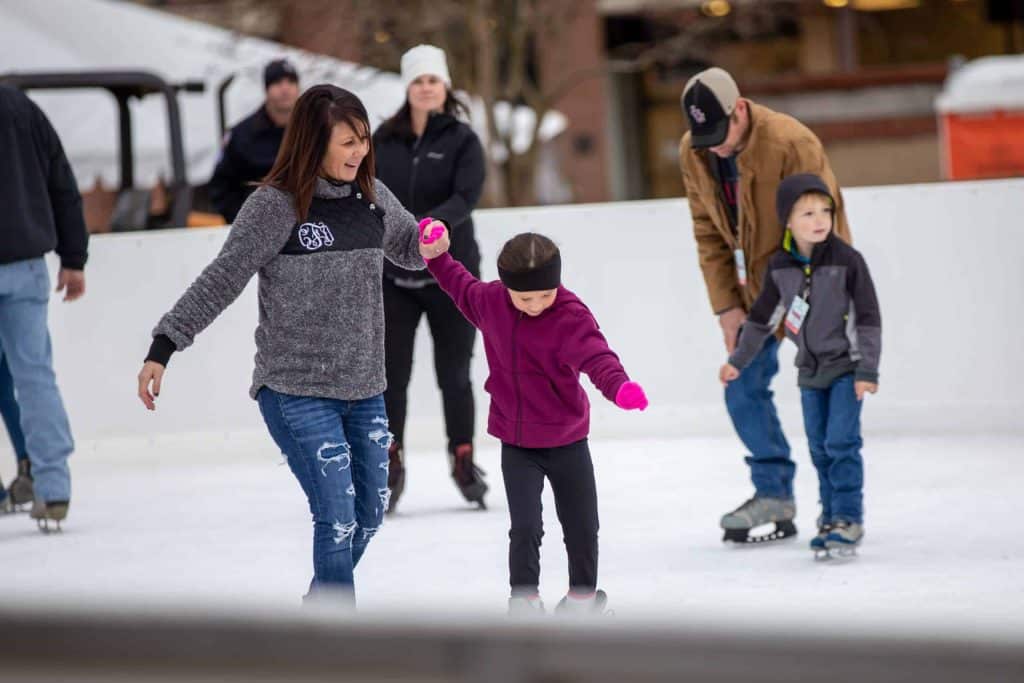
[1, 0, 410, 187]
[936, 55, 1024, 114]
[0, 0, 565, 189]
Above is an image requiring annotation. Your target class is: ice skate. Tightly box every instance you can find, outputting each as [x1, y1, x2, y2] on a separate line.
[30, 499, 68, 533]
[507, 594, 545, 617]
[450, 444, 488, 509]
[825, 520, 863, 557]
[3, 460, 33, 513]
[554, 589, 611, 617]
[385, 443, 405, 515]
[720, 496, 797, 544]
[810, 521, 834, 560]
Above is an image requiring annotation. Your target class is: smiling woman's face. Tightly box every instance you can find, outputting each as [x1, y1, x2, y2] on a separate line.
[321, 120, 369, 182]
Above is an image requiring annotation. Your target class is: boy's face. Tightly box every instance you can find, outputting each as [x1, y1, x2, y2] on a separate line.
[508, 288, 558, 317]
[788, 193, 834, 245]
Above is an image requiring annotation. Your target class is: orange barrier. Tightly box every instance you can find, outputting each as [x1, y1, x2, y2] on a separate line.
[940, 110, 1024, 180]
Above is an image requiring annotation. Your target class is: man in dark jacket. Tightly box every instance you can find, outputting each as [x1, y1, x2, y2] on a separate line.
[208, 59, 299, 222]
[0, 84, 88, 529]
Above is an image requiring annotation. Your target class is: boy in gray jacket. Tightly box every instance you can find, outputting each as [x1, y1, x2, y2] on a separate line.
[720, 174, 881, 557]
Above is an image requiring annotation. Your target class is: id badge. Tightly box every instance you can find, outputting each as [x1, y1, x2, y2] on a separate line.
[734, 249, 747, 287]
[785, 296, 809, 335]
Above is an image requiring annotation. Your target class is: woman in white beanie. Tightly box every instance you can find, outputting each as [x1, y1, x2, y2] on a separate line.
[373, 44, 488, 513]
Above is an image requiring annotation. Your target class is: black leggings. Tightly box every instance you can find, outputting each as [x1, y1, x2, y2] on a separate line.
[501, 439, 599, 596]
[383, 277, 476, 453]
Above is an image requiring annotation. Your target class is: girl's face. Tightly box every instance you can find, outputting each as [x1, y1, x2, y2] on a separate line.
[508, 288, 558, 317]
[321, 120, 369, 182]
[788, 193, 834, 245]
[408, 75, 447, 115]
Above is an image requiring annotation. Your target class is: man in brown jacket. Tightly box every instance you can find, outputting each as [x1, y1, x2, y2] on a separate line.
[679, 67, 851, 544]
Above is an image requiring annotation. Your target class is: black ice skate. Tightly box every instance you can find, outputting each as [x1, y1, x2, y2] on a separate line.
[720, 496, 797, 544]
[386, 443, 405, 515]
[450, 444, 487, 509]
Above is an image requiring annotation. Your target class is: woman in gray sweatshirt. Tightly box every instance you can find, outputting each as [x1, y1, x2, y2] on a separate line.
[137, 85, 429, 603]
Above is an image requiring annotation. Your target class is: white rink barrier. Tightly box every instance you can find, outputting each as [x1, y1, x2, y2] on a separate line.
[47, 178, 1024, 442]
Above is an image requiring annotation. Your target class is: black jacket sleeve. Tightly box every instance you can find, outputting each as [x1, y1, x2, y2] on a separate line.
[32, 101, 88, 270]
[208, 133, 248, 223]
[424, 131, 485, 228]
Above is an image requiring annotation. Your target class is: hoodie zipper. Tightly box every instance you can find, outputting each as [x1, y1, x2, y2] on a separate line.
[513, 312, 524, 447]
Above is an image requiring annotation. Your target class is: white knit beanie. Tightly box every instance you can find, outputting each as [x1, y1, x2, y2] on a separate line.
[400, 44, 452, 91]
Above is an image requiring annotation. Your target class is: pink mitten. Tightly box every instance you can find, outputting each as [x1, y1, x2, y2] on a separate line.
[418, 217, 445, 245]
[615, 381, 648, 411]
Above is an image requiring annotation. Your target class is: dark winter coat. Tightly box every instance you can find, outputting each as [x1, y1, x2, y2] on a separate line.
[208, 106, 285, 223]
[373, 112, 485, 284]
[729, 231, 881, 389]
[0, 85, 88, 269]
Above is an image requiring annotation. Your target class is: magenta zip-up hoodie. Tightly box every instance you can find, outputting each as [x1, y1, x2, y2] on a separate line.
[427, 252, 630, 449]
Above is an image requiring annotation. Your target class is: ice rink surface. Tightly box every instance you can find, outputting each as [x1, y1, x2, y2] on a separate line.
[2, 430, 1021, 639]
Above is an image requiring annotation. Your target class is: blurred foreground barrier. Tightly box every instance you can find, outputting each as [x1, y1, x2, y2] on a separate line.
[1, 606, 1022, 682]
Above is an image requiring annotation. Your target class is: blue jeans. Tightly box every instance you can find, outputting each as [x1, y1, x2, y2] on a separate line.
[800, 373, 864, 525]
[257, 388, 391, 599]
[0, 354, 29, 461]
[725, 336, 794, 499]
[0, 259, 73, 502]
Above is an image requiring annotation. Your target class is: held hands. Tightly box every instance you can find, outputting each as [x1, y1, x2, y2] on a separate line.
[855, 381, 878, 402]
[615, 381, 649, 411]
[137, 361, 166, 411]
[719, 363, 740, 385]
[418, 217, 449, 260]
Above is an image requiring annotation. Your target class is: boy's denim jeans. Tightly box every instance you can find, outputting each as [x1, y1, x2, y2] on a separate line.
[258, 388, 391, 600]
[800, 373, 864, 525]
[725, 336, 794, 499]
[0, 259, 73, 502]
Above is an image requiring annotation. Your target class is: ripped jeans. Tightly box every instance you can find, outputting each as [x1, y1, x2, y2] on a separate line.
[258, 388, 391, 600]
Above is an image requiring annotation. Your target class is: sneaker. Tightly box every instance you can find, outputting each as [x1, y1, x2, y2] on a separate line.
[386, 443, 405, 514]
[450, 444, 488, 507]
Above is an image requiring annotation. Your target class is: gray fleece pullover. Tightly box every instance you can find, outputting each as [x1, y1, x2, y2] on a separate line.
[151, 177, 424, 400]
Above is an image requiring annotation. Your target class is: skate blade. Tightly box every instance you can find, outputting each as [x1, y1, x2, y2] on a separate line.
[813, 548, 832, 561]
[825, 544, 858, 558]
[36, 519, 63, 534]
[723, 521, 797, 545]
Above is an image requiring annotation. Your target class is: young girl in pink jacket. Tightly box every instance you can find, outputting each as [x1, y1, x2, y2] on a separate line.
[419, 222, 648, 615]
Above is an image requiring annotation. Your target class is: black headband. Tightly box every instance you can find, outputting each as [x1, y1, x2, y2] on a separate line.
[498, 253, 561, 292]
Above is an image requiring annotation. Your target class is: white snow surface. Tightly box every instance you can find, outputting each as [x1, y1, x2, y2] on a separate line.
[1, 430, 1022, 639]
